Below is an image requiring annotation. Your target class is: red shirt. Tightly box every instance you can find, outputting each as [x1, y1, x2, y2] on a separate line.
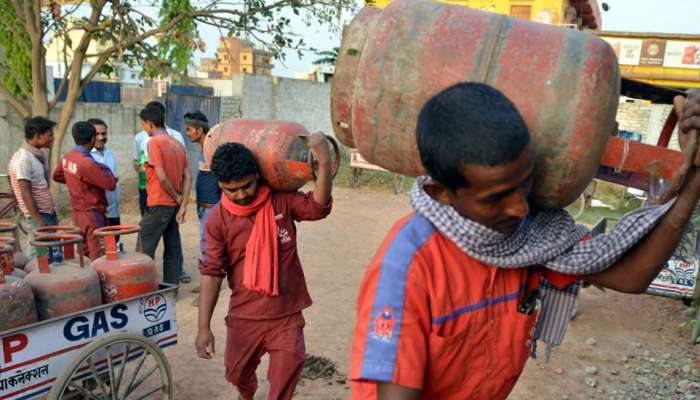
[350, 213, 579, 400]
[53, 146, 117, 212]
[199, 191, 332, 321]
[145, 130, 188, 207]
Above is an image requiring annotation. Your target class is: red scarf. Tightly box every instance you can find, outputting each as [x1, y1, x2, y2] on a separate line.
[220, 186, 279, 296]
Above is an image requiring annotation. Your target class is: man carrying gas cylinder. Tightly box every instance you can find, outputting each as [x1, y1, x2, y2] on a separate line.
[349, 84, 700, 399]
[195, 134, 333, 400]
[53, 121, 118, 260]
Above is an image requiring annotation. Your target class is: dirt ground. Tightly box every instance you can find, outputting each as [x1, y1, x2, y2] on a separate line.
[114, 186, 699, 400]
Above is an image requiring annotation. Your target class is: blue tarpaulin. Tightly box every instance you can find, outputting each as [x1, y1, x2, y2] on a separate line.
[167, 85, 214, 97]
[53, 79, 121, 103]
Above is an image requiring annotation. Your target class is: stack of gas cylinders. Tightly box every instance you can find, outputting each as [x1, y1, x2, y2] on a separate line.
[0, 224, 159, 332]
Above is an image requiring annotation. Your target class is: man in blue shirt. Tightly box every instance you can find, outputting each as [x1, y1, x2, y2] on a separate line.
[184, 111, 221, 303]
[89, 118, 122, 245]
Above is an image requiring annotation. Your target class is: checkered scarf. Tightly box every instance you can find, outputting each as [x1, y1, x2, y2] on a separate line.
[410, 177, 676, 359]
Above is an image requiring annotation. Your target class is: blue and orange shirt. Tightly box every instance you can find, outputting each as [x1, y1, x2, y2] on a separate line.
[350, 213, 578, 399]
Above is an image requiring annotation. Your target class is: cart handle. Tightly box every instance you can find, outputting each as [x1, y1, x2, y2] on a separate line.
[0, 235, 16, 246]
[0, 222, 17, 234]
[93, 224, 140, 237]
[94, 225, 140, 261]
[33, 225, 81, 236]
[30, 233, 85, 273]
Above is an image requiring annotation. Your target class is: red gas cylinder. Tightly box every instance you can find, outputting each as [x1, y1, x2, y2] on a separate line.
[0, 244, 38, 332]
[24, 234, 102, 320]
[0, 222, 28, 270]
[24, 226, 82, 273]
[330, 6, 381, 148]
[92, 225, 159, 303]
[203, 119, 341, 191]
[332, 0, 620, 208]
[0, 236, 26, 278]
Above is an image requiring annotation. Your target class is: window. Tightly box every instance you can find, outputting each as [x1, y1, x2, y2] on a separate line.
[509, 5, 532, 20]
[243, 55, 247, 61]
[242, 68, 248, 73]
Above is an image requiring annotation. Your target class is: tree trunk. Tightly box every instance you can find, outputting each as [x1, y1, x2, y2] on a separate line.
[29, 1, 48, 117]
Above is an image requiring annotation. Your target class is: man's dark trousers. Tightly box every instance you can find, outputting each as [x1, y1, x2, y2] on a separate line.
[140, 206, 183, 285]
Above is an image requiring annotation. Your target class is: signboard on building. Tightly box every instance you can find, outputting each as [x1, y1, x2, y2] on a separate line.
[602, 36, 700, 70]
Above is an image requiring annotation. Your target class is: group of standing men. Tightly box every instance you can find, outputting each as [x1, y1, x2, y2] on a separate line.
[8, 101, 218, 287]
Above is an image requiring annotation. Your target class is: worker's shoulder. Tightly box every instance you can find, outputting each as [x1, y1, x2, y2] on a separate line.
[373, 212, 438, 269]
[386, 212, 437, 250]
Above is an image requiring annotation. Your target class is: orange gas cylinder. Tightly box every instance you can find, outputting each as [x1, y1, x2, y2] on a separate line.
[332, 0, 620, 208]
[330, 6, 381, 148]
[0, 236, 26, 278]
[0, 222, 28, 270]
[0, 244, 38, 332]
[24, 234, 102, 320]
[92, 225, 159, 303]
[203, 119, 341, 191]
[24, 226, 82, 273]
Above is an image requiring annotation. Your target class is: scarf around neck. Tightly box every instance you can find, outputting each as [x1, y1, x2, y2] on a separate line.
[410, 176, 675, 358]
[22, 141, 49, 181]
[221, 186, 279, 296]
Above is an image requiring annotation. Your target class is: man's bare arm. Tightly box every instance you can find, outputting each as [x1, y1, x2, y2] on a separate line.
[586, 90, 700, 293]
[585, 169, 700, 292]
[377, 382, 422, 400]
[195, 275, 223, 359]
[18, 180, 45, 226]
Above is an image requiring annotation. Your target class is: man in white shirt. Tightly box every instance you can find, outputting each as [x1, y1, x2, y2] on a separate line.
[131, 101, 190, 283]
[89, 119, 122, 244]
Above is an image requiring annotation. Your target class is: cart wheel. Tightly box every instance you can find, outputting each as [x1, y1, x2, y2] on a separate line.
[393, 175, 406, 195]
[350, 168, 361, 188]
[48, 333, 172, 400]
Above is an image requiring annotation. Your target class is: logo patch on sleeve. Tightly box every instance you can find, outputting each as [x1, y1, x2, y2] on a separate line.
[372, 306, 396, 342]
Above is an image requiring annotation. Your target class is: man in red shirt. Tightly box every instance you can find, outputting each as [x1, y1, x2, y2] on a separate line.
[350, 84, 700, 399]
[53, 121, 118, 259]
[138, 105, 191, 285]
[196, 137, 333, 400]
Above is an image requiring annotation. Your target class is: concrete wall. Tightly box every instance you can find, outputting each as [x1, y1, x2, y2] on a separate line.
[236, 74, 333, 136]
[219, 96, 243, 120]
[193, 74, 333, 136]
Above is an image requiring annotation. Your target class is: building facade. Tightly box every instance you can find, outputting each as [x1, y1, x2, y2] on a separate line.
[214, 37, 274, 78]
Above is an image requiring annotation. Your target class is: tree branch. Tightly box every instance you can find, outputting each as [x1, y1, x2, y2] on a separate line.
[49, 51, 72, 110]
[0, 83, 30, 118]
[43, 2, 84, 36]
[86, 1, 315, 60]
[80, 53, 112, 88]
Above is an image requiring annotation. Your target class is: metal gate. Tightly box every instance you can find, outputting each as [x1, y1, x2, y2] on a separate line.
[164, 93, 222, 186]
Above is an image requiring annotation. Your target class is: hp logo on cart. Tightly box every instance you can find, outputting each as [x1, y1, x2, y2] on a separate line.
[140, 294, 167, 323]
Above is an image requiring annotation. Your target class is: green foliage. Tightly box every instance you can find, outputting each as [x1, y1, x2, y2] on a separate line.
[0, 1, 32, 100]
[157, 0, 198, 79]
